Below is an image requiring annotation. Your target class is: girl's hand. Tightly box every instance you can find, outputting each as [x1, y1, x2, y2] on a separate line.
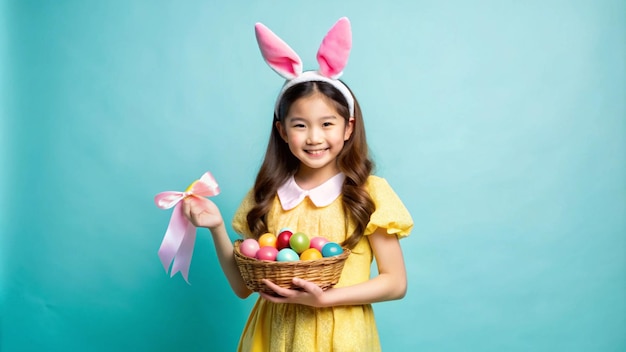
[181, 196, 251, 298]
[182, 195, 224, 230]
[259, 278, 328, 307]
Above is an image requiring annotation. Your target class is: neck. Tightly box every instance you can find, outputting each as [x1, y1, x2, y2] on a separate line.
[294, 167, 341, 190]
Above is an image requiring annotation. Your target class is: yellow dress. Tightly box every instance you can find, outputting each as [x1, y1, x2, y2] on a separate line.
[232, 175, 413, 352]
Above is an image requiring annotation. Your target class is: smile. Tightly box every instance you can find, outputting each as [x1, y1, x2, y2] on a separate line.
[305, 148, 329, 156]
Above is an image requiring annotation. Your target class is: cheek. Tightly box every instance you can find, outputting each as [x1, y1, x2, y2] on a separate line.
[285, 131, 305, 145]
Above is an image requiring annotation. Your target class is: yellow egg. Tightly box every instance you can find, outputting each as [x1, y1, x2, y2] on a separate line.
[300, 248, 323, 261]
[258, 233, 277, 248]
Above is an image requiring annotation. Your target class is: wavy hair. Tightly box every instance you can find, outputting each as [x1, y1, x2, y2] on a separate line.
[246, 81, 375, 249]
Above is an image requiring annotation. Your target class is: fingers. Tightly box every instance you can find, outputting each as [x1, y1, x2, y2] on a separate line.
[181, 198, 192, 219]
[259, 278, 324, 306]
[182, 197, 206, 227]
[258, 280, 288, 303]
[180, 196, 224, 229]
[182, 198, 198, 222]
[261, 279, 292, 297]
[261, 278, 321, 295]
[292, 277, 323, 296]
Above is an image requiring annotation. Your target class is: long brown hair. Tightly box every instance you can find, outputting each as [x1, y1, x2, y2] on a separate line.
[246, 80, 375, 249]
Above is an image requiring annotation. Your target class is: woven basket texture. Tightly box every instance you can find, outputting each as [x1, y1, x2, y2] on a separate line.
[233, 239, 350, 295]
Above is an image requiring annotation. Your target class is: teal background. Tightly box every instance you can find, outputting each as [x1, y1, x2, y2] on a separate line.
[3, 0, 625, 351]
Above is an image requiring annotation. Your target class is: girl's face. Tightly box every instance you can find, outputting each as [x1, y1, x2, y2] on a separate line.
[277, 92, 354, 181]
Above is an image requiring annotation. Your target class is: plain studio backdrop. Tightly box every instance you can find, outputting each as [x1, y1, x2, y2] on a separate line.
[2, 0, 624, 351]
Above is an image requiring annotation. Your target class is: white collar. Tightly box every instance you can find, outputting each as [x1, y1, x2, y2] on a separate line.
[277, 173, 345, 210]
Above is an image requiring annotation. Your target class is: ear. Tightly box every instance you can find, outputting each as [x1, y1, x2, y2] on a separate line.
[255, 23, 303, 80]
[316, 17, 352, 79]
[344, 117, 355, 141]
[275, 120, 288, 142]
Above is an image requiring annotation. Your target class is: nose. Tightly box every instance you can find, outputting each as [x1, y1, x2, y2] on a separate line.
[306, 126, 323, 145]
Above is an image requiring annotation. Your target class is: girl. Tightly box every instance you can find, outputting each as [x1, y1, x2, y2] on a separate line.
[183, 17, 413, 351]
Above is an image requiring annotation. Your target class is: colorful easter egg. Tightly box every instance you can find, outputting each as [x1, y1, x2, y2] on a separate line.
[289, 232, 310, 254]
[256, 246, 279, 261]
[258, 233, 277, 248]
[309, 236, 329, 252]
[240, 239, 260, 258]
[276, 248, 299, 262]
[276, 229, 293, 250]
[321, 242, 343, 257]
[300, 248, 323, 261]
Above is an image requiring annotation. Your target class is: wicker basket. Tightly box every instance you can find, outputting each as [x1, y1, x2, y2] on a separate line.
[233, 239, 351, 295]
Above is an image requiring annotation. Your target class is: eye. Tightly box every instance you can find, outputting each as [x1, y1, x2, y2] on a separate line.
[322, 122, 334, 127]
[292, 123, 306, 128]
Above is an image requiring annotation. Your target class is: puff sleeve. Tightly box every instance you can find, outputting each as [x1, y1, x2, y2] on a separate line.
[231, 189, 255, 238]
[364, 176, 414, 239]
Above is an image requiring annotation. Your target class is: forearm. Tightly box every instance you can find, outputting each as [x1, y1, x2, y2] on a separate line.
[321, 272, 407, 307]
[208, 223, 253, 298]
[321, 230, 407, 307]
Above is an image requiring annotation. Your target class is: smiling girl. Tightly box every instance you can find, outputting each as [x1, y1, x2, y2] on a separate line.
[183, 17, 414, 352]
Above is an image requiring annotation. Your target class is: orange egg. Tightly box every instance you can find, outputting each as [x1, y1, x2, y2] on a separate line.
[258, 233, 277, 248]
[300, 248, 323, 261]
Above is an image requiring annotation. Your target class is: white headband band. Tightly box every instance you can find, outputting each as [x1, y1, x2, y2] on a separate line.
[274, 71, 355, 117]
[255, 17, 355, 117]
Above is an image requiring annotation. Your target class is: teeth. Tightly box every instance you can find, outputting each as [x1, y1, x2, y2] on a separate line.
[307, 149, 326, 155]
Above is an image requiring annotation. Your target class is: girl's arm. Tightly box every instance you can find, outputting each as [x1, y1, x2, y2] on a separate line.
[260, 227, 407, 307]
[183, 196, 253, 299]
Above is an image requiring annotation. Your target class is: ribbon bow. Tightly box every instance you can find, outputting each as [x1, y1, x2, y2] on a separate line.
[154, 171, 220, 283]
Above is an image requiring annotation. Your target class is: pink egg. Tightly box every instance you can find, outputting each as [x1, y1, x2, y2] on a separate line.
[240, 239, 260, 258]
[309, 236, 329, 252]
[256, 246, 278, 261]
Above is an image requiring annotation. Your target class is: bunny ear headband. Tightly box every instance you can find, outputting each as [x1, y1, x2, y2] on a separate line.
[255, 17, 355, 117]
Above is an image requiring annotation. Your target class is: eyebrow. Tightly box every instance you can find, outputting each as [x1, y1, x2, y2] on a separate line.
[286, 115, 338, 123]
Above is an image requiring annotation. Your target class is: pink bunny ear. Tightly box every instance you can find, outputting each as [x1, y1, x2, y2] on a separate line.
[255, 23, 303, 80]
[316, 17, 352, 79]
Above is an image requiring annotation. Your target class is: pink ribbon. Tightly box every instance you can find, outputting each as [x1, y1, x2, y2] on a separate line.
[154, 171, 220, 283]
